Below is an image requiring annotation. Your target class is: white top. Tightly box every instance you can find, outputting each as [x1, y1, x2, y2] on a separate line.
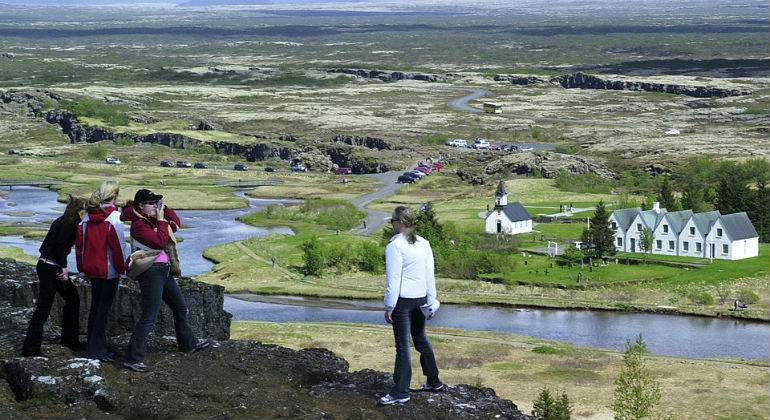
[383, 233, 437, 310]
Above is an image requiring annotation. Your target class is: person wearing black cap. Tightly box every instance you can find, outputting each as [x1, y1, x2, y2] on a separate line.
[120, 189, 210, 372]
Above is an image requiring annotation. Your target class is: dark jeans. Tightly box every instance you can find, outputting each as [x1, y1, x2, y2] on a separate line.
[125, 263, 196, 364]
[390, 296, 441, 398]
[87, 277, 119, 359]
[22, 261, 80, 355]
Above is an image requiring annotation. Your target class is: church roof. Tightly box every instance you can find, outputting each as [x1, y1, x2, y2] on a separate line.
[499, 202, 531, 222]
[495, 180, 506, 196]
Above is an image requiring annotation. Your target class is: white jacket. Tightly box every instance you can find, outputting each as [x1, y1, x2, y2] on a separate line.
[383, 233, 437, 310]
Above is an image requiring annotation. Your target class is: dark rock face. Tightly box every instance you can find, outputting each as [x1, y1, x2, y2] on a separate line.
[0, 259, 531, 419]
[324, 145, 391, 173]
[552, 72, 751, 98]
[327, 68, 449, 83]
[0, 90, 59, 115]
[494, 74, 549, 85]
[485, 151, 616, 179]
[332, 134, 398, 151]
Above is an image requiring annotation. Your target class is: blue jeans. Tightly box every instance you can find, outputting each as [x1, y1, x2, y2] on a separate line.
[125, 263, 196, 364]
[87, 277, 119, 359]
[390, 296, 441, 398]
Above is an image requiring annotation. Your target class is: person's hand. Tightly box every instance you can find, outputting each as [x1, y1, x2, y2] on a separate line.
[57, 268, 69, 282]
[384, 310, 393, 324]
[156, 202, 166, 221]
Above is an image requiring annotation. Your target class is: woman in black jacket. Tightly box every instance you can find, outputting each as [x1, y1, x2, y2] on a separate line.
[21, 196, 86, 357]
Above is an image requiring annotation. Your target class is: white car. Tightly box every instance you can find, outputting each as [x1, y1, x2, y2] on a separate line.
[473, 139, 490, 149]
[446, 138, 467, 147]
[105, 157, 121, 164]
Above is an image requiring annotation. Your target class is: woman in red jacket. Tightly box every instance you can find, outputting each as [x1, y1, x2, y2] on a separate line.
[76, 180, 128, 362]
[121, 189, 210, 372]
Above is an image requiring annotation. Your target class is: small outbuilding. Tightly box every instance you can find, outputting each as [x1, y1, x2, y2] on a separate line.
[483, 102, 503, 114]
[485, 180, 532, 235]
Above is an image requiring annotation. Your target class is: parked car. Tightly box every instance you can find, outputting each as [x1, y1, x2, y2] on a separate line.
[472, 138, 490, 149]
[234, 163, 248, 171]
[264, 166, 278, 172]
[397, 174, 419, 183]
[446, 138, 467, 147]
[176, 160, 192, 168]
[489, 144, 502, 151]
[416, 165, 433, 174]
[519, 146, 534, 152]
[290, 164, 307, 172]
[160, 160, 174, 167]
[105, 157, 121, 164]
[193, 162, 208, 169]
[408, 170, 426, 179]
[431, 162, 445, 170]
[335, 167, 352, 175]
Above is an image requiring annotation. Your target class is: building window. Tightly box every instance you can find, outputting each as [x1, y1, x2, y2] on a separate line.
[690, 227, 695, 235]
[611, 222, 617, 230]
[696, 242, 702, 252]
[617, 237, 623, 247]
[683, 242, 689, 251]
[663, 224, 669, 233]
[668, 240, 675, 250]
[722, 244, 729, 254]
[717, 228, 723, 237]
[637, 223, 642, 231]
[656, 240, 662, 250]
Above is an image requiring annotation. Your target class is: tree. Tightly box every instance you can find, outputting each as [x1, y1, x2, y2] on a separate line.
[611, 335, 661, 420]
[745, 158, 770, 242]
[656, 176, 679, 211]
[301, 237, 324, 276]
[639, 227, 654, 261]
[561, 245, 584, 268]
[582, 201, 616, 259]
[533, 387, 571, 420]
[714, 161, 751, 215]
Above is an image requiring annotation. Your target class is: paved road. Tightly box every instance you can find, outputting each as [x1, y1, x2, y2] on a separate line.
[447, 87, 487, 113]
[351, 170, 409, 235]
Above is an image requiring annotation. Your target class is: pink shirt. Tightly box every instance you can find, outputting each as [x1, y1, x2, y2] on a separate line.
[154, 250, 170, 263]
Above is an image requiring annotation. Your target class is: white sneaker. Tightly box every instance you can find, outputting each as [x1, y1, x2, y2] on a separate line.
[420, 383, 446, 392]
[378, 394, 410, 405]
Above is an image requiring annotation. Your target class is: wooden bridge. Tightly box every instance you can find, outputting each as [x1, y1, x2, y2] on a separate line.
[0, 179, 63, 189]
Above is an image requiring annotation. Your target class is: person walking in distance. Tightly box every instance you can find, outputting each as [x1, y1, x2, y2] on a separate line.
[21, 196, 87, 357]
[379, 206, 444, 405]
[121, 189, 211, 372]
[76, 180, 128, 362]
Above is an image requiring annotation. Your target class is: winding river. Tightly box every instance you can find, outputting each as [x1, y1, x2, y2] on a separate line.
[1, 186, 768, 359]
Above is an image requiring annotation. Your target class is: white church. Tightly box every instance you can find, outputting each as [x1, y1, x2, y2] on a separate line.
[485, 180, 533, 235]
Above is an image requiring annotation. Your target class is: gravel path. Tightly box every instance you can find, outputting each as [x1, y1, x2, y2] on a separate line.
[350, 170, 410, 235]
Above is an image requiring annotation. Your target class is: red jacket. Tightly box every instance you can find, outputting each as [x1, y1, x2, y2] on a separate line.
[120, 202, 180, 250]
[76, 206, 127, 279]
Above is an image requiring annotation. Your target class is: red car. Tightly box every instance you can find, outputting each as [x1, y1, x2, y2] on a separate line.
[416, 165, 433, 174]
[431, 162, 445, 170]
[335, 167, 352, 174]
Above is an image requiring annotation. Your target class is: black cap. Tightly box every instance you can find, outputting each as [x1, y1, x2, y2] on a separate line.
[133, 189, 163, 204]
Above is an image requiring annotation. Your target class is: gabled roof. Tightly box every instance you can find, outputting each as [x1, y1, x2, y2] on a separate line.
[495, 180, 506, 196]
[611, 208, 641, 231]
[500, 202, 531, 222]
[692, 210, 720, 236]
[664, 210, 694, 235]
[639, 208, 668, 231]
[719, 212, 759, 240]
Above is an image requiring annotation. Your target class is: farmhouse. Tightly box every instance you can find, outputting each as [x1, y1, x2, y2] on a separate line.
[609, 203, 758, 260]
[485, 181, 532, 235]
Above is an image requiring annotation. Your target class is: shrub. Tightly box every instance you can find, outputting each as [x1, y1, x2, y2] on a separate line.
[113, 135, 134, 146]
[301, 237, 324, 276]
[532, 346, 564, 355]
[87, 144, 108, 160]
[560, 245, 584, 267]
[358, 241, 384, 274]
[687, 290, 715, 306]
[301, 199, 365, 230]
[737, 289, 760, 304]
[324, 241, 356, 273]
[59, 98, 129, 126]
[532, 387, 572, 420]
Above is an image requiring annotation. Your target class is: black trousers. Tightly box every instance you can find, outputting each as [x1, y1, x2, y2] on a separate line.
[22, 261, 80, 355]
[389, 296, 441, 398]
[86, 277, 119, 359]
[125, 263, 196, 364]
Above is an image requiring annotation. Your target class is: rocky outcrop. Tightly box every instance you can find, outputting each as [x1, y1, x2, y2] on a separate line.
[0, 259, 530, 419]
[332, 134, 399, 150]
[484, 151, 616, 179]
[327, 68, 449, 83]
[193, 119, 218, 131]
[494, 74, 548, 85]
[1, 90, 60, 115]
[324, 145, 391, 173]
[551, 72, 751, 98]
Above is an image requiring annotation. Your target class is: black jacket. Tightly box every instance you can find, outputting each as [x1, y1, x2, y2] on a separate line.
[38, 215, 78, 268]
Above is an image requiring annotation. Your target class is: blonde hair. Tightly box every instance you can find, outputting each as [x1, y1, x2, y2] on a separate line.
[86, 180, 120, 210]
[392, 206, 417, 244]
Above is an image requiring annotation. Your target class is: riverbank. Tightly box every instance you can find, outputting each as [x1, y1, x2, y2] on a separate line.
[231, 320, 770, 420]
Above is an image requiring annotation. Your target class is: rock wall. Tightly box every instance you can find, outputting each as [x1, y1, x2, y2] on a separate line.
[493, 74, 549, 85]
[331, 134, 398, 150]
[551, 72, 751, 98]
[327, 68, 449, 83]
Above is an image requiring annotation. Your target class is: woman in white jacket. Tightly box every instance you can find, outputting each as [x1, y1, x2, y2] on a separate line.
[379, 206, 444, 405]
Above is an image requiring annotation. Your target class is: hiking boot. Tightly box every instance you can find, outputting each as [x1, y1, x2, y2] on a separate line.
[185, 338, 213, 353]
[378, 394, 410, 405]
[420, 383, 446, 392]
[123, 362, 148, 372]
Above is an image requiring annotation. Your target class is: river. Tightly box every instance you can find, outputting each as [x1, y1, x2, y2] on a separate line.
[2, 186, 769, 359]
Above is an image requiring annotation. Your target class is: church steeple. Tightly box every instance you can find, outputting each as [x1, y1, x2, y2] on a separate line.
[495, 180, 507, 207]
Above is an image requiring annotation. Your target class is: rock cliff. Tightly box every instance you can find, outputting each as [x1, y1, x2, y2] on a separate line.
[327, 68, 449, 83]
[551, 72, 751, 98]
[0, 259, 530, 419]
